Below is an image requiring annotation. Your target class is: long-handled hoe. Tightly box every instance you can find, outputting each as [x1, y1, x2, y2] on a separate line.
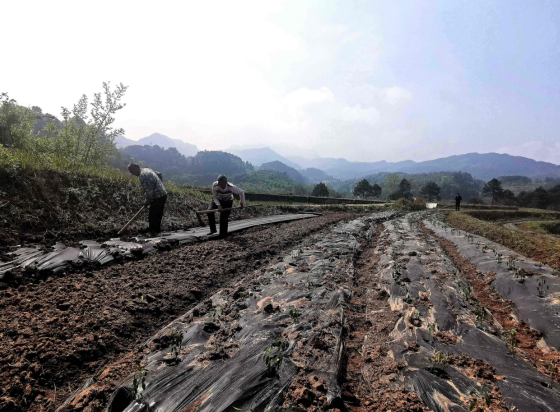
[118, 206, 146, 235]
[195, 204, 262, 226]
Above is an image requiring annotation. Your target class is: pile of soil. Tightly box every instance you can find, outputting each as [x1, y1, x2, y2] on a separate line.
[0, 212, 359, 412]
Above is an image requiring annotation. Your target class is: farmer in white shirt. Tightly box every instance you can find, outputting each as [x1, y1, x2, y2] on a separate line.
[208, 174, 245, 238]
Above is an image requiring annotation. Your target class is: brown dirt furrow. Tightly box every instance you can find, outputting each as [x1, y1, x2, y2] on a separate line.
[0, 212, 359, 412]
[418, 220, 560, 387]
[341, 224, 428, 412]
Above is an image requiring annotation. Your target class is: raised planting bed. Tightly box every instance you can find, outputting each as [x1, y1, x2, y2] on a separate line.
[0, 213, 322, 283]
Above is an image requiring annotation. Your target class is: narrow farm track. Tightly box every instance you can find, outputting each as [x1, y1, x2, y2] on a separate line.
[0, 212, 359, 412]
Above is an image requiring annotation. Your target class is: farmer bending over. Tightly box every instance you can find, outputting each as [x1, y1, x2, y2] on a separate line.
[208, 174, 245, 238]
[128, 163, 167, 236]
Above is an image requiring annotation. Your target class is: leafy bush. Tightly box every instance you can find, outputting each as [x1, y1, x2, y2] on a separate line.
[412, 197, 427, 210]
[394, 198, 413, 211]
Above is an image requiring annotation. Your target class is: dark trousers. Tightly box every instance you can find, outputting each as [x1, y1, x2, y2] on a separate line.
[455, 202, 461, 211]
[149, 195, 167, 234]
[208, 199, 233, 237]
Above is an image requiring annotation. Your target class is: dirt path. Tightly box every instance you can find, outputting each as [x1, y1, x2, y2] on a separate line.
[0, 212, 359, 412]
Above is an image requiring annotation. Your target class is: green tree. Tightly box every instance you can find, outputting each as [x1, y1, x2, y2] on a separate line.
[482, 178, 504, 204]
[59, 82, 128, 166]
[0, 93, 36, 149]
[371, 183, 382, 198]
[384, 173, 401, 196]
[311, 182, 330, 197]
[353, 179, 373, 198]
[500, 189, 517, 206]
[420, 181, 441, 201]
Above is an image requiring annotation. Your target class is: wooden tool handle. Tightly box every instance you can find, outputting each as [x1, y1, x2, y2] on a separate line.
[195, 204, 262, 215]
[118, 206, 146, 235]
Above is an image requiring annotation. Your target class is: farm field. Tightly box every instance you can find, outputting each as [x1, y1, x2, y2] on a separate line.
[3, 208, 560, 411]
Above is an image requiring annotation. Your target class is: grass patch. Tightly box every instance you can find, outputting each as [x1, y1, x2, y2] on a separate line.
[523, 221, 560, 236]
[446, 211, 560, 271]
[462, 209, 560, 222]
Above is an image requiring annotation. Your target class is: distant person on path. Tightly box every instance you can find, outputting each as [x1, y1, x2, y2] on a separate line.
[208, 175, 245, 238]
[128, 163, 167, 236]
[455, 193, 462, 211]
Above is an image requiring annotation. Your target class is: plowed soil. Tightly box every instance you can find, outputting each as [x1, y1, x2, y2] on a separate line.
[0, 212, 360, 412]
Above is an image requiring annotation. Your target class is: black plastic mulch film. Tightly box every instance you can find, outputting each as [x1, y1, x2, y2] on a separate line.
[60, 211, 560, 411]
[0, 213, 321, 278]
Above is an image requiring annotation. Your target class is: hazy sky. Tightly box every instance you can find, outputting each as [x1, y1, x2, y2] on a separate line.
[3, 0, 560, 163]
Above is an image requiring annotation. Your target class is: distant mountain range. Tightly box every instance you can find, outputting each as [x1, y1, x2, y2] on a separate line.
[119, 135, 560, 182]
[285, 152, 560, 181]
[228, 147, 301, 169]
[116, 133, 199, 157]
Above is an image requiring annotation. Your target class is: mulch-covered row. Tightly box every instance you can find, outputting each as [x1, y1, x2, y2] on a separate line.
[418, 220, 560, 388]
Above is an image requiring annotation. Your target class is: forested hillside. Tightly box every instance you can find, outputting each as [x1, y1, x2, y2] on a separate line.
[123, 145, 254, 185]
[300, 167, 334, 183]
[233, 170, 312, 195]
[258, 160, 307, 184]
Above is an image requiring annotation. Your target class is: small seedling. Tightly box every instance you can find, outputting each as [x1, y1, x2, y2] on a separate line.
[496, 253, 503, 263]
[538, 278, 549, 298]
[170, 330, 183, 359]
[427, 321, 439, 335]
[507, 257, 517, 270]
[233, 408, 254, 412]
[430, 351, 450, 369]
[404, 284, 413, 303]
[460, 284, 473, 304]
[469, 387, 492, 411]
[502, 328, 517, 356]
[212, 305, 224, 320]
[305, 275, 315, 289]
[539, 359, 558, 388]
[289, 308, 300, 322]
[514, 268, 525, 283]
[474, 303, 486, 322]
[262, 338, 289, 374]
[410, 310, 421, 326]
[132, 364, 148, 399]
